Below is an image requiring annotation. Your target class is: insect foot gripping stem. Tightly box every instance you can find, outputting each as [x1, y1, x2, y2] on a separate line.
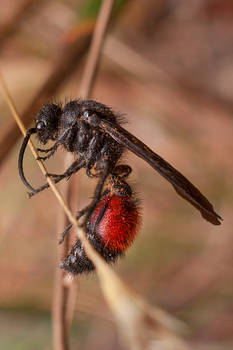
[60, 187, 141, 274]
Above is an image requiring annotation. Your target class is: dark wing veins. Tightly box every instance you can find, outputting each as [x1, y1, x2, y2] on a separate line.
[88, 116, 222, 225]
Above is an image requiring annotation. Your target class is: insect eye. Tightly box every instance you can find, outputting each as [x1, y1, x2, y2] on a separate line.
[36, 121, 46, 131]
[83, 110, 89, 118]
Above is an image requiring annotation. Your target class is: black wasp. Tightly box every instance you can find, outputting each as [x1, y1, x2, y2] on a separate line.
[18, 100, 222, 274]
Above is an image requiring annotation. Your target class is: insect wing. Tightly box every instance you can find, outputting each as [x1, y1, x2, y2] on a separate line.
[96, 118, 222, 225]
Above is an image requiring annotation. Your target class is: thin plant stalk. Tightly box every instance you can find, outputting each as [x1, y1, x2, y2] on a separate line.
[52, 1, 115, 349]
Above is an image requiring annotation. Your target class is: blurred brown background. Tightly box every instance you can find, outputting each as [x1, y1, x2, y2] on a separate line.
[0, 0, 232, 349]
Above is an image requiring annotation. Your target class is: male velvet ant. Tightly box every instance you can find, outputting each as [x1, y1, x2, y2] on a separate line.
[18, 100, 222, 274]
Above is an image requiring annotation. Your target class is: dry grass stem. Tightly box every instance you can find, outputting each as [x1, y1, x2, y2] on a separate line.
[54, 1, 116, 348]
[79, 0, 114, 98]
[53, 1, 115, 349]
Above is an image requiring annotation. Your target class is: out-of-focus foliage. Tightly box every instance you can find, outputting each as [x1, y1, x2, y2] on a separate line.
[77, 0, 129, 21]
[0, 0, 232, 349]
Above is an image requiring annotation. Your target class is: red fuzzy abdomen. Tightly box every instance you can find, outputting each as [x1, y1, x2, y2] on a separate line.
[90, 194, 141, 253]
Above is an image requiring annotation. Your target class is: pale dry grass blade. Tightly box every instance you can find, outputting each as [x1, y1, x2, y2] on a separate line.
[54, 1, 115, 347]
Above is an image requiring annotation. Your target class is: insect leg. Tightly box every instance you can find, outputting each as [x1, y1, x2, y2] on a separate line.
[28, 158, 86, 197]
[36, 128, 72, 161]
[59, 169, 109, 243]
[36, 145, 59, 161]
[59, 194, 108, 244]
[37, 147, 54, 153]
[81, 169, 110, 226]
[58, 205, 91, 244]
[112, 164, 132, 179]
[79, 164, 132, 225]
